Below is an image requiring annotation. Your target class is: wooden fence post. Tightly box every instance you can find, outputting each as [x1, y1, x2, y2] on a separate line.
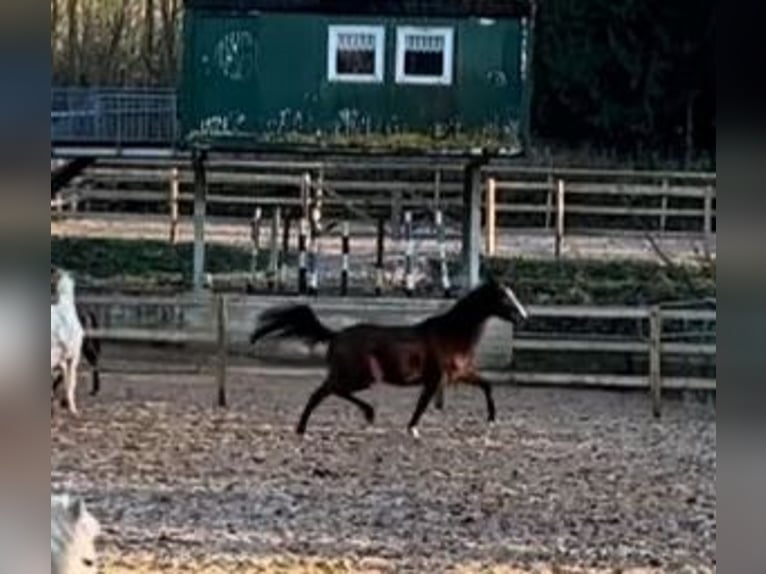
[704, 185, 714, 257]
[216, 295, 228, 408]
[301, 172, 312, 221]
[555, 178, 566, 259]
[268, 207, 281, 291]
[486, 177, 497, 256]
[341, 220, 350, 296]
[169, 167, 180, 245]
[434, 169, 442, 210]
[391, 190, 403, 240]
[659, 178, 669, 233]
[375, 217, 385, 296]
[545, 175, 554, 230]
[192, 151, 207, 292]
[649, 307, 662, 418]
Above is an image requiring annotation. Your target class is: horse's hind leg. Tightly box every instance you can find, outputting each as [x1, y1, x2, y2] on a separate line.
[336, 391, 375, 424]
[64, 358, 79, 416]
[296, 381, 333, 435]
[83, 339, 100, 396]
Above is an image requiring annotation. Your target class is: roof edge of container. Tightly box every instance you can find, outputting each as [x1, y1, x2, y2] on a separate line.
[183, 1, 531, 19]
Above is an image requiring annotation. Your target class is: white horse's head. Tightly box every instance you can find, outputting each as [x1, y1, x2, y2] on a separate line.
[51, 494, 101, 574]
[51, 268, 76, 305]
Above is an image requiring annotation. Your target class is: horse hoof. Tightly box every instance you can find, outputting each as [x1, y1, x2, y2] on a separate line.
[408, 427, 421, 440]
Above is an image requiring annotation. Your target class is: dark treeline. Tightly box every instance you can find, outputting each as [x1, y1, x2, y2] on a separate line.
[51, 0, 715, 167]
[531, 0, 715, 168]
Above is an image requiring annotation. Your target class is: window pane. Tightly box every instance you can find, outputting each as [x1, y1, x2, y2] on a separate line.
[337, 49, 375, 75]
[405, 35, 444, 53]
[404, 50, 444, 77]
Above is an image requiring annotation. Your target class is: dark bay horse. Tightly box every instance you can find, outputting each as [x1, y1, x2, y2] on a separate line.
[250, 279, 528, 436]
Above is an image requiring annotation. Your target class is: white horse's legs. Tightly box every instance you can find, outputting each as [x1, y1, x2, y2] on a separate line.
[64, 355, 80, 416]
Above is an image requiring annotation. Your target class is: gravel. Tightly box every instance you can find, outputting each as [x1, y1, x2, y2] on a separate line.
[51, 370, 716, 572]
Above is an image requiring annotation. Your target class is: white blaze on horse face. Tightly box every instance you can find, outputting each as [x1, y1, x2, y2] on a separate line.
[56, 271, 76, 303]
[51, 495, 101, 574]
[503, 285, 528, 320]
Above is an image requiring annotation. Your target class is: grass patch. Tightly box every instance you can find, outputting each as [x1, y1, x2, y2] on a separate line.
[485, 257, 715, 306]
[51, 237, 258, 287]
[53, 237, 715, 306]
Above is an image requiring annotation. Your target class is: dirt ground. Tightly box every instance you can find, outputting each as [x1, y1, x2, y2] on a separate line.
[51, 366, 716, 573]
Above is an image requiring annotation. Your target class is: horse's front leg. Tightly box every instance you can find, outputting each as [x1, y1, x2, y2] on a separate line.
[64, 357, 79, 416]
[407, 367, 442, 438]
[461, 371, 496, 423]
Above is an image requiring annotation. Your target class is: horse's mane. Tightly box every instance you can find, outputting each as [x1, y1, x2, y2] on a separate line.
[418, 283, 496, 336]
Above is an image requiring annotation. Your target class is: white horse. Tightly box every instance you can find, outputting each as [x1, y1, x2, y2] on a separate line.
[51, 494, 101, 574]
[51, 268, 84, 415]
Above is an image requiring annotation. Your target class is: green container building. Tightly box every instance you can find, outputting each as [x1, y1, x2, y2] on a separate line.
[181, 1, 531, 154]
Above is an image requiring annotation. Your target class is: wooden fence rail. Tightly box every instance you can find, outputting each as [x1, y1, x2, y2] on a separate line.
[77, 294, 716, 417]
[54, 160, 716, 259]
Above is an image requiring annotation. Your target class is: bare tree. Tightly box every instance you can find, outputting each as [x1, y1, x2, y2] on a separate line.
[66, 0, 79, 82]
[51, 0, 183, 86]
[159, 0, 180, 83]
[142, 0, 158, 80]
[103, 0, 128, 83]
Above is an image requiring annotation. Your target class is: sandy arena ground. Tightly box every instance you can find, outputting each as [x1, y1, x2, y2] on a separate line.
[51, 367, 715, 573]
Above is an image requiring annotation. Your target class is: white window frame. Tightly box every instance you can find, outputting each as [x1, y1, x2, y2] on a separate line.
[395, 26, 455, 86]
[327, 25, 385, 83]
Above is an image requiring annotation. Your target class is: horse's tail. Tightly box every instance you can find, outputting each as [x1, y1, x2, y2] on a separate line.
[250, 304, 336, 346]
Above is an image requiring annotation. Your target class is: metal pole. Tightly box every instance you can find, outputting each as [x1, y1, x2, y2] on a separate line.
[404, 211, 414, 297]
[308, 218, 319, 296]
[461, 162, 482, 290]
[268, 207, 281, 291]
[298, 217, 308, 294]
[486, 177, 497, 256]
[280, 212, 291, 291]
[436, 209, 451, 297]
[250, 207, 262, 284]
[169, 167, 180, 245]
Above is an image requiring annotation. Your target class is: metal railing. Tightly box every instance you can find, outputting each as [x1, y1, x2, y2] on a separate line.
[51, 87, 178, 146]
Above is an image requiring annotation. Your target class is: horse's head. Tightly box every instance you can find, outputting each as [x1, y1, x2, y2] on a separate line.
[51, 494, 101, 574]
[51, 267, 76, 304]
[482, 277, 529, 324]
[51, 267, 62, 303]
